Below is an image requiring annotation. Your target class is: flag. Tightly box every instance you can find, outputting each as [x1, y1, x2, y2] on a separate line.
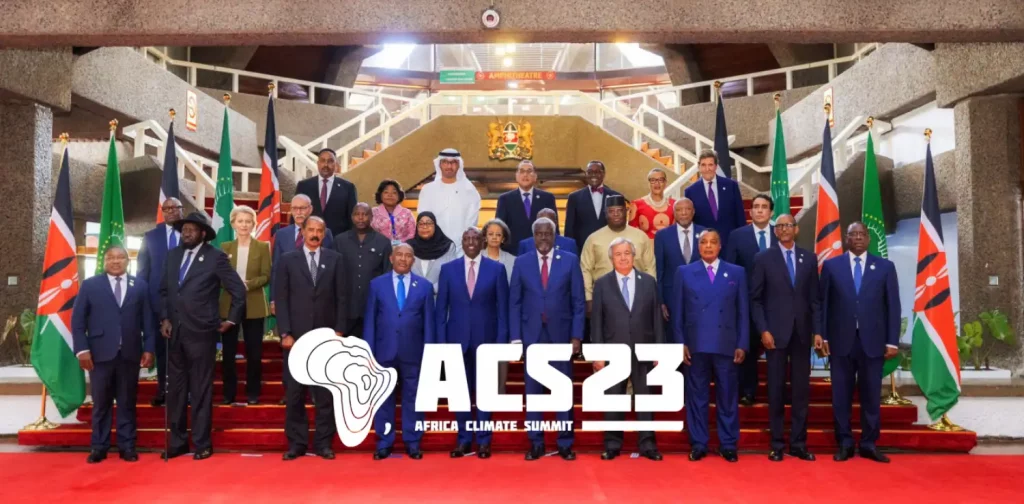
[814, 117, 842, 272]
[255, 95, 281, 245]
[769, 109, 789, 220]
[713, 92, 731, 178]
[910, 143, 961, 420]
[156, 120, 180, 223]
[862, 131, 888, 258]
[95, 129, 126, 274]
[212, 108, 235, 247]
[30, 143, 86, 417]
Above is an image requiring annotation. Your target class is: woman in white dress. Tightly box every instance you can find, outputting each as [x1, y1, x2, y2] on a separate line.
[406, 211, 460, 294]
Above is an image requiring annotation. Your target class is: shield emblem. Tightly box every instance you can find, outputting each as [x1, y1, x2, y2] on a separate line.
[503, 122, 519, 152]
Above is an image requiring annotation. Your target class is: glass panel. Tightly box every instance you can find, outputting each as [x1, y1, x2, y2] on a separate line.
[596, 43, 665, 71]
[362, 44, 433, 72]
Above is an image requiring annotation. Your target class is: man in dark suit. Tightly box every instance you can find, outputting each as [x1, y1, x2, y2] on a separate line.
[818, 221, 900, 464]
[654, 197, 705, 326]
[509, 217, 585, 461]
[674, 229, 748, 463]
[295, 148, 357, 237]
[276, 216, 348, 461]
[495, 160, 558, 253]
[334, 202, 391, 337]
[591, 237, 664, 461]
[517, 208, 577, 256]
[725, 193, 776, 406]
[750, 213, 819, 462]
[436, 227, 508, 459]
[136, 197, 183, 407]
[683, 150, 746, 251]
[72, 246, 156, 463]
[564, 160, 621, 252]
[159, 212, 246, 461]
[271, 194, 333, 312]
[365, 243, 436, 460]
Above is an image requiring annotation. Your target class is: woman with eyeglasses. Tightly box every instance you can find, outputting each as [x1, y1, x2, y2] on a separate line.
[628, 167, 676, 239]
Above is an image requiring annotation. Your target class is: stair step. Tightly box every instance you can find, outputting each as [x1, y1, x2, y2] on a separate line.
[640, 141, 650, 152]
[349, 157, 364, 168]
[656, 156, 672, 166]
[374, 141, 382, 151]
[362, 150, 377, 159]
[646, 148, 661, 158]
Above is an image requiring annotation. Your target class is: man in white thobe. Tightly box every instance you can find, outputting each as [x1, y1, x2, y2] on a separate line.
[416, 148, 481, 253]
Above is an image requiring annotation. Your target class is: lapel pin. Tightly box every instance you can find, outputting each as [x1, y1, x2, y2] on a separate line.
[228, 254, 232, 259]
[799, 257, 804, 263]
[198, 256, 204, 262]
[320, 264, 326, 269]
[535, 195, 539, 199]
[555, 245, 561, 250]
[870, 264, 876, 270]
[371, 248, 376, 252]
[556, 255, 561, 260]
[412, 281, 418, 287]
[723, 272, 729, 278]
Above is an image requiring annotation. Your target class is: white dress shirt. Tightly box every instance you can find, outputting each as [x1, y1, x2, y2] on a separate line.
[590, 186, 604, 218]
[703, 178, 717, 197]
[752, 222, 771, 248]
[304, 245, 321, 269]
[165, 226, 180, 249]
[179, 244, 203, 279]
[519, 187, 535, 201]
[702, 258, 721, 277]
[614, 269, 636, 311]
[537, 250, 554, 275]
[392, 270, 410, 298]
[319, 175, 336, 204]
[849, 251, 868, 277]
[779, 242, 796, 259]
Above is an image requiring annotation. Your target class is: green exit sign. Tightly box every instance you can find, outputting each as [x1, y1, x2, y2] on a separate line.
[440, 70, 477, 85]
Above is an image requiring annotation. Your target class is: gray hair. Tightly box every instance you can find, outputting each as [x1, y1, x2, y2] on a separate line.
[392, 242, 414, 254]
[607, 237, 636, 259]
[647, 167, 668, 179]
[291, 194, 311, 205]
[673, 197, 693, 210]
[302, 215, 326, 230]
[532, 217, 556, 234]
[518, 159, 536, 171]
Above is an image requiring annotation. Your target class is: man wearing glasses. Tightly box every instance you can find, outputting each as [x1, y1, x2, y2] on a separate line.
[495, 160, 558, 254]
[137, 198, 183, 407]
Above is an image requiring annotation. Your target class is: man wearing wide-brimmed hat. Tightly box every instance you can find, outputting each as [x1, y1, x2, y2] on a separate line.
[159, 211, 246, 461]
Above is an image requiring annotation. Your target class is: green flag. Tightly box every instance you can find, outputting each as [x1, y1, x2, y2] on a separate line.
[769, 109, 790, 220]
[212, 109, 235, 247]
[862, 131, 888, 258]
[95, 132, 126, 274]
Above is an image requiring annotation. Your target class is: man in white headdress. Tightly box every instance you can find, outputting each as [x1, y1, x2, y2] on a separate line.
[417, 148, 481, 253]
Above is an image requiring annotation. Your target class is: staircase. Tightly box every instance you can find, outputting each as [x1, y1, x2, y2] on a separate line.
[348, 142, 382, 169]
[640, 141, 673, 168]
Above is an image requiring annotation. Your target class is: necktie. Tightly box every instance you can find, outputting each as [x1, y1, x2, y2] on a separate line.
[707, 182, 719, 221]
[707, 264, 715, 283]
[178, 251, 193, 286]
[114, 276, 123, 307]
[682, 229, 691, 263]
[467, 260, 477, 298]
[295, 228, 302, 249]
[169, 231, 178, 250]
[540, 255, 549, 289]
[591, 186, 604, 194]
[320, 178, 329, 209]
[621, 276, 631, 309]
[758, 230, 767, 251]
[523, 192, 532, 218]
[309, 251, 318, 286]
[853, 257, 863, 294]
[786, 250, 796, 286]
[396, 275, 406, 310]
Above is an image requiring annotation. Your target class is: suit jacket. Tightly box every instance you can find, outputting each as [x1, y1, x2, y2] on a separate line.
[333, 230, 392, 320]
[137, 223, 175, 314]
[819, 253, 901, 358]
[270, 223, 333, 302]
[516, 235, 577, 257]
[274, 247, 348, 338]
[219, 239, 271, 319]
[494, 188, 558, 254]
[725, 224, 778, 277]
[509, 251, 585, 345]
[296, 175, 357, 237]
[364, 272, 436, 364]
[683, 176, 746, 250]
[590, 269, 664, 346]
[160, 243, 246, 335]
[654, 223, 706, 307]
[673, 260, 749, 355]
[72, 275, 156, 362]
[435, 256, 509, 352]
[750, 245, 821, 349]
[564, 185, 621, 254]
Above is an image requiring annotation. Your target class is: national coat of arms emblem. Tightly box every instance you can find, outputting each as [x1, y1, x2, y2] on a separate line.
[487, 119, 534, 160]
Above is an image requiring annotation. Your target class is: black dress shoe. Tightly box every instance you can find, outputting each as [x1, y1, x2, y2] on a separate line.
[282, 450, 305, 461]
[150, 396, 165, 407]
[833, 447, 855, 462]
[640, 449, 663, 461]
[739, 395, 756, 406]
[193, 447, 214, 460]
[688, 449, 707, 461]
[316, 448, 335, 460]
[406, 449, 423, 460]
[557, 447, 576, 461]
[86, 450, 106, 464]
[449, 443, 472, 458]
[373, 448, 393, 460]
[858, 448, 891, 463]
[525, 445, 545, 461]
[119, 450, 139, 462]
[601, 449, 620, 460]
[789, 448, 816, 461]
[247, 399, 259, 405]
[768, 450, 784, 462]
[477, 445, 491, 459]
[278, 398, 286, 405]
[161, 448, 188, 460]
[721, 450, 739, 462]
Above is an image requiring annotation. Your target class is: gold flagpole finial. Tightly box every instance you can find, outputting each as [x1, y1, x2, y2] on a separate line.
[223, 93, 231, 106]
[169, 108, 176, 121]
[268, 82, 276, 96]
[924, 128, 933, 142]
[866, 116, 874, 129]
[773, 93, 781, 110]
[109, 119, 119, 132]
[713, 81, 722, 92]
[59, 132, 70, 144]
[824, 102, 832, 115]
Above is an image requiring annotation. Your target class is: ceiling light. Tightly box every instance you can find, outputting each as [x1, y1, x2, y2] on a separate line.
[506, 43, 516, 53]
[508, 81, 519, 89]
[502, 57, 513, 67]
[495, 47, 506, 56]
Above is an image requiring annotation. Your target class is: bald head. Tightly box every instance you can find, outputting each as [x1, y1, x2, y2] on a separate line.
[161, 197, 184, 225]
[537, 208, 557, 222]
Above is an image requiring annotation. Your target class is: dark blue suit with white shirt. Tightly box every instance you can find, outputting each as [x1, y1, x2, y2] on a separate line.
[726, 223, 777, 400]
[654, 222, 706, 319]
[137, 223, 178, 402]
[270, 223, 333, 303]
[683, 175, 746, 251]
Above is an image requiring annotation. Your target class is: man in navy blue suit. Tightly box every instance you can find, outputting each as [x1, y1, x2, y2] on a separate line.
[654, 198, 705, 327]
[683, 150, 746, 251]
[563, 160, 621, 252]
[517, 208, 577, 256]
[136, 197, 182, 407]
[674, 229, 748, 463]
[436, 228, 509, 459]
[510, 217, 585, 461]
[365, 243, 436, 460]
[725, 193, 777, 405]
[818, 222, 900, 464]
[72, 245, 156, 463]
[495, 160, 558, 253]
[750, 213, 819, 462]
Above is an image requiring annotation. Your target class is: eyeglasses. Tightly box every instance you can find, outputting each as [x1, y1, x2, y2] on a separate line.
[517, 169, 536, 174]
[161, 205, 183, 211]
[776, 223, 796, 229]
[648, 178, 667, 184]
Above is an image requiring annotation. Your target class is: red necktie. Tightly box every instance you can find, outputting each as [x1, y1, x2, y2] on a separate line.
[541, 255, 549, 290]
[591, 186, 604, 194]
[295, 228, 302, 249]
[320, 178, 329, 209]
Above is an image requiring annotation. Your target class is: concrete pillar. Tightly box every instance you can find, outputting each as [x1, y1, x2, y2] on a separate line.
[0, 102, 54, 320]
[641, 44, 706, 105]
[954, 95, 1024, 374]
[321, 45, 382, 107]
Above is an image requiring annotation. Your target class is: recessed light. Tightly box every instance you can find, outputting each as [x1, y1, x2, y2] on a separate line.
[502, 57, 513, 67]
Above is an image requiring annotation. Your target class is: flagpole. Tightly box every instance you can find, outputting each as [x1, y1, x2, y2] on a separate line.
[22, 385, 60, 431]
[820, 103, 833, 384]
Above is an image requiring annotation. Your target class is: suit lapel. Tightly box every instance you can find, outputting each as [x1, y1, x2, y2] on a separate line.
[456, 259, 472, 301]
[314, 251, 327, 286]
[100, 275, 121, 311]
[180, 244, 206, 287]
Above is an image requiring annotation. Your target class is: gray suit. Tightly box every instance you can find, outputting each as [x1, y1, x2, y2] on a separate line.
[590, 268, 664, 451]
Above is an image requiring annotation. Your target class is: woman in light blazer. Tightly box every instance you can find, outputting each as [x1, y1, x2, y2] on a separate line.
[407, 211, 460, 294]
[219, 205, 271, 405]
[482, 218, 516, 284]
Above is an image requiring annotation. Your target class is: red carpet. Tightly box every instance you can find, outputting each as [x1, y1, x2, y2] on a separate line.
[0, 452, 1020, 503]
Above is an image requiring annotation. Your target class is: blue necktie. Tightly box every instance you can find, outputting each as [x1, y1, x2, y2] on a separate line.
[786, 250, 796, 286]
[169, 231, 178, 250]
[396, 275, 406, 311]
[758, 230, 767, 251]
[621, 276, 631, 309]
[853, 257, 863, 294]
[178, 251, 193, 286]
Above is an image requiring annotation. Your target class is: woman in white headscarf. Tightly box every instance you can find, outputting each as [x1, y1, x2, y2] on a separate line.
[415, 148, 481, 253]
